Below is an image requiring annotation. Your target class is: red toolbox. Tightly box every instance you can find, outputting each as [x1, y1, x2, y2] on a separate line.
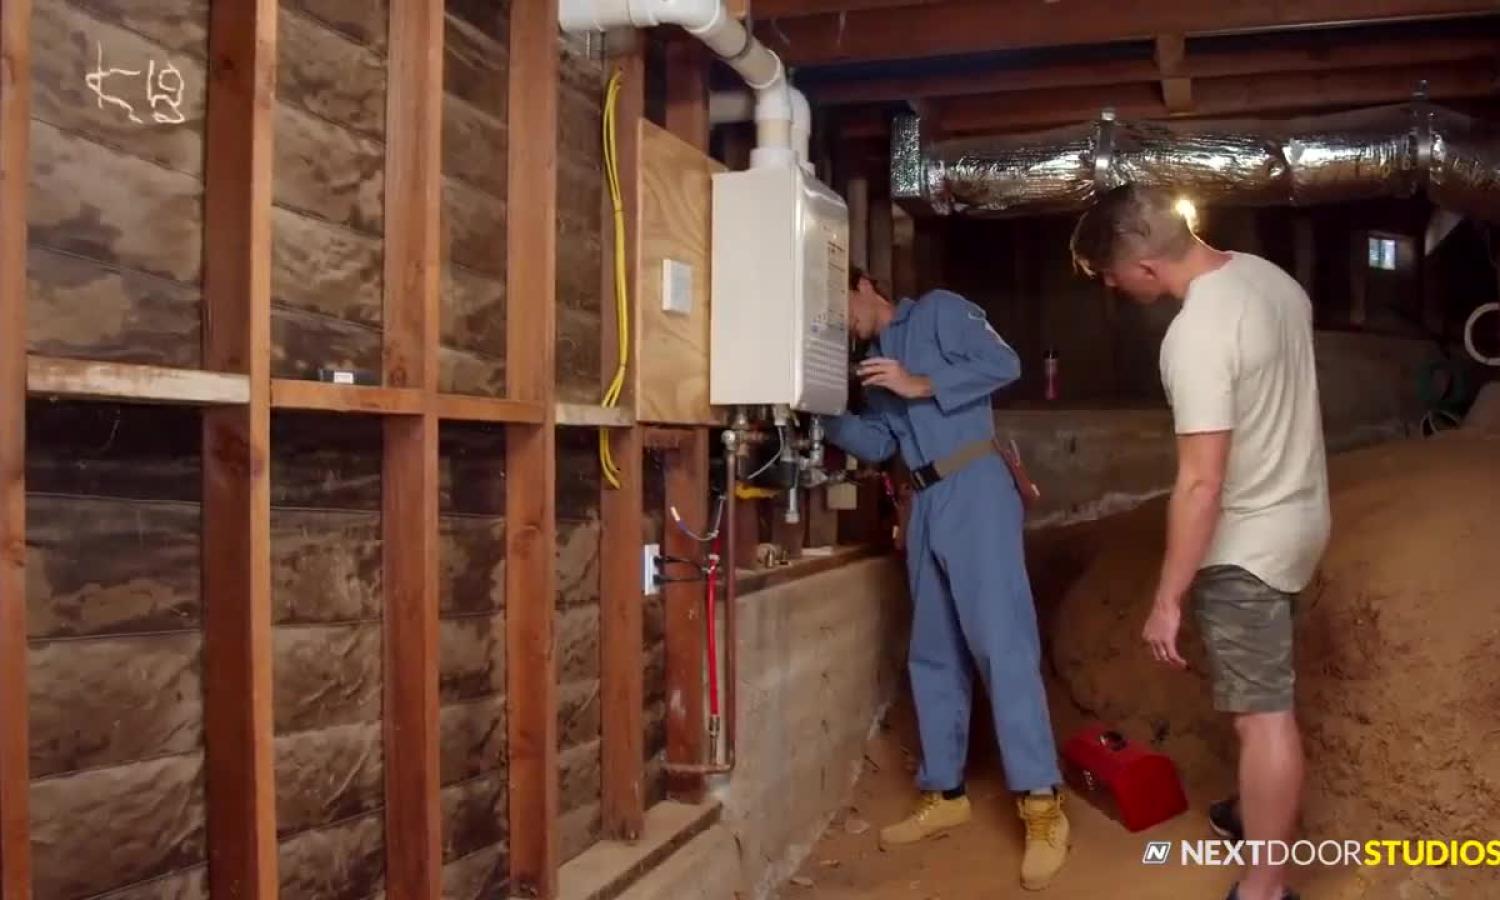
[1061, 724, 1188, 833]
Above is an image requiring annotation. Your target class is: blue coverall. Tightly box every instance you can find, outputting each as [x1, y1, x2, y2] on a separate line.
[823, 291, 1062, 794]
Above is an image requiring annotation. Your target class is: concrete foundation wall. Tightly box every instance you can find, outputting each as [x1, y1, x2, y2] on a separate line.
[627, 558, 908, 900]
[999, 331, 1441, 528]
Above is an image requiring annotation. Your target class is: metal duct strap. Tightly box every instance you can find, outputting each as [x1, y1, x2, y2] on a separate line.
[894, 102, 1500, 221]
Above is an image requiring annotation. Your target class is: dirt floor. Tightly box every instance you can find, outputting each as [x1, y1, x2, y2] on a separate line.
[789, 435, 1500, 899]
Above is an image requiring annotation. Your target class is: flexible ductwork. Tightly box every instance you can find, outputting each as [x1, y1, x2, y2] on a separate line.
[892, 103, 1500, 221]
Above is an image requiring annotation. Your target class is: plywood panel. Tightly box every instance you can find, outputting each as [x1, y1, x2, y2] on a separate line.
[284, 0, 387, 52]
[635, 120, 723, 425]
[441, 844, 507, 900]
[277, 5, 385, 138]
[274, 103, 384, 235]
[277, 812, 385, 900]
[27, 247, 200, 366]
[273, 722, 384, 837]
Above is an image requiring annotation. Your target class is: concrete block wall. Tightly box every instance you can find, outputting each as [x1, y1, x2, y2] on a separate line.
[625, 558, 908, 900]
[999, 331, 1443, 529]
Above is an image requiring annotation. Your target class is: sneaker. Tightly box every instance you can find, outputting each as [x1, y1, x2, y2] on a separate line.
[1209, 795, 1243, 842]
[878, 791, 972, 847]
[1225, 884, 1299, 900]
[1018, 792, 1070, 891]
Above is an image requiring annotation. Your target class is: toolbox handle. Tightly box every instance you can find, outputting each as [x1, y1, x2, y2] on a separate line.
[1098, 730, 1128, 752]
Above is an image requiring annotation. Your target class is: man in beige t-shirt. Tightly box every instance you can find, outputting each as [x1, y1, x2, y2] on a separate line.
[1071, 185, 1330, 900]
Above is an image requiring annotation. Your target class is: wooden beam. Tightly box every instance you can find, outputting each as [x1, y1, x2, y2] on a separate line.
[270, 379, 424, 415]
[200, 0, 278, 895]
[935, 59, 1500, 134]
[556, 402, 635, 427]
[435, 394, 546, 424]
[762, 0, 1500, 65]
[506, 0, 560, 894]
[600, 42, 647, 843]
[753, 0, 948, 16]
[0, 0, 31, 895]
[27, 357, 250, 405]
[381, 0, 445, 896]
[661, 429, 709, 803]
[813, 33, 1500, 106]
[664, 35, 710, 153]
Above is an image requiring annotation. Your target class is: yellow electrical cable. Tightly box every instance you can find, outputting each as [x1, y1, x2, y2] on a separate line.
[599, 69, 630, 489]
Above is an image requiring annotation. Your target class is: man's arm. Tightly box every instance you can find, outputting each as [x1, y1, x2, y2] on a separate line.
[822, 408, 897, 464]
[926, 294, 1021, 413]
[1157, 431, 1230, 606]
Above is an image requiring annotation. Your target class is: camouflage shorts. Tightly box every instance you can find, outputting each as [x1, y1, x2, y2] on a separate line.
[1192, 565, 1297, 714]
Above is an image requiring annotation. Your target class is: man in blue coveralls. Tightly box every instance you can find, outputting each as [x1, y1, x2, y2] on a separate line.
[824, 268, 1069, 891]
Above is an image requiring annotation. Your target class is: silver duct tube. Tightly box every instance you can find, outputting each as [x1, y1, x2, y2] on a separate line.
[893, 102, 1500, 220]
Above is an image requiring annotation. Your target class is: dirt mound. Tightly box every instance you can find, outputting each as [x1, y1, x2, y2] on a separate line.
[1048, 436, 1500, 842]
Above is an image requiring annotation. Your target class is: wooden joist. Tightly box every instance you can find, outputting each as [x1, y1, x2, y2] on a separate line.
[810, 34, 1500, 105]
[200, 0, 278, 895]
[762, 0, 1500, 65]
[600, 42, 647, 842]
[0, 0, 32, 895]
[27, 356, 250, 406]
[506, 0, 561, 894]
[932, 58, 1500, 135]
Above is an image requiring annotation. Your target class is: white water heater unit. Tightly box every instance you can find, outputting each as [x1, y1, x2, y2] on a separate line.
[710, 164, 850, 416]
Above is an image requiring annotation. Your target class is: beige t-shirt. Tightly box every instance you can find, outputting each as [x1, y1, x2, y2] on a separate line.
[1160, 252, 1331, 593]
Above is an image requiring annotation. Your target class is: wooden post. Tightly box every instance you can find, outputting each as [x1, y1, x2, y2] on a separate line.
[600, 39, 647, 842]
[664, 36, 709, 153]
[382, 0, 444, 896]
[200, 0, 278, 896]
[507, 0, 561, 894]
[0, 1, 32, 896]
[660, 31, 712, 805]
[662, 429, 709, 802]
[868, 163, 894, 292]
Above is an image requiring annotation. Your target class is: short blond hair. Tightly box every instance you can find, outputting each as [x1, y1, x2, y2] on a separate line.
[1070, 184, 1195, 277]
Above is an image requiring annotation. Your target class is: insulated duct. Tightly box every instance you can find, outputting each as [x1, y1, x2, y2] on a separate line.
[892, 103, 1500, 221]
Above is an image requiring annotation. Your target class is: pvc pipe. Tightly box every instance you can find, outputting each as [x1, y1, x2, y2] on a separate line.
[560, 0, 797, 169]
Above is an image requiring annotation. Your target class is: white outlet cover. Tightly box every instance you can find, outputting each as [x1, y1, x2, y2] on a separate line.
[662, 258, 693, 316]
[642, 543, 661, 595]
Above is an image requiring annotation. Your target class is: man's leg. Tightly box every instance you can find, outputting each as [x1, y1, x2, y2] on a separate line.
[1194, 566, 1300, 900]
[936, 470, 1060, 793]
[880, 504, 976, 846]
[934, 467, 1067, 890]
[1236, 712, 1304, 900]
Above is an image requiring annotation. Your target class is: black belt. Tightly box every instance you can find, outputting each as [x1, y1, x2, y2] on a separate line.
[908, 438, 997, 491]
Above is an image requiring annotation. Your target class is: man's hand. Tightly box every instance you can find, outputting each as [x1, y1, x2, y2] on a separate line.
[858, 357, 933, 399]
[1142, 598, 1187, 669]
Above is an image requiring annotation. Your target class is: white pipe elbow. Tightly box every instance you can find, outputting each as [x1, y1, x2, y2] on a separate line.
[791, 87, 812, 171]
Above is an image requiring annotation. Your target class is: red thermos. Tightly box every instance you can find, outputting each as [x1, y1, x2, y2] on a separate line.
[1061, 724, 1188, 833]
[1043, 350, 1059, 401]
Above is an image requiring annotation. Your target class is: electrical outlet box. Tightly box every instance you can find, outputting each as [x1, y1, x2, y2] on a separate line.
[643, 543, 661, 595]
[662, 258, 694, 316]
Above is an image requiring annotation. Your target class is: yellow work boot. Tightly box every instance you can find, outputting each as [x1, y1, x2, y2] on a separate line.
[1018, 791, 1070, 890]
[878, 791, 972, 847]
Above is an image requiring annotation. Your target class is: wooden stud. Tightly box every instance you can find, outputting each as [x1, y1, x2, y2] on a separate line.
[0, 0, 31, 895]
[506, 0, 561, 894]
[200, 0, 278, 896]
[27, 357, 251, 406]
[381, 0, 445, 896]
[1155, 34, 1194, 114]
[661, 428, 709, 802]
[600, 43, 647, 843]
[763, 0, 1500, 66]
